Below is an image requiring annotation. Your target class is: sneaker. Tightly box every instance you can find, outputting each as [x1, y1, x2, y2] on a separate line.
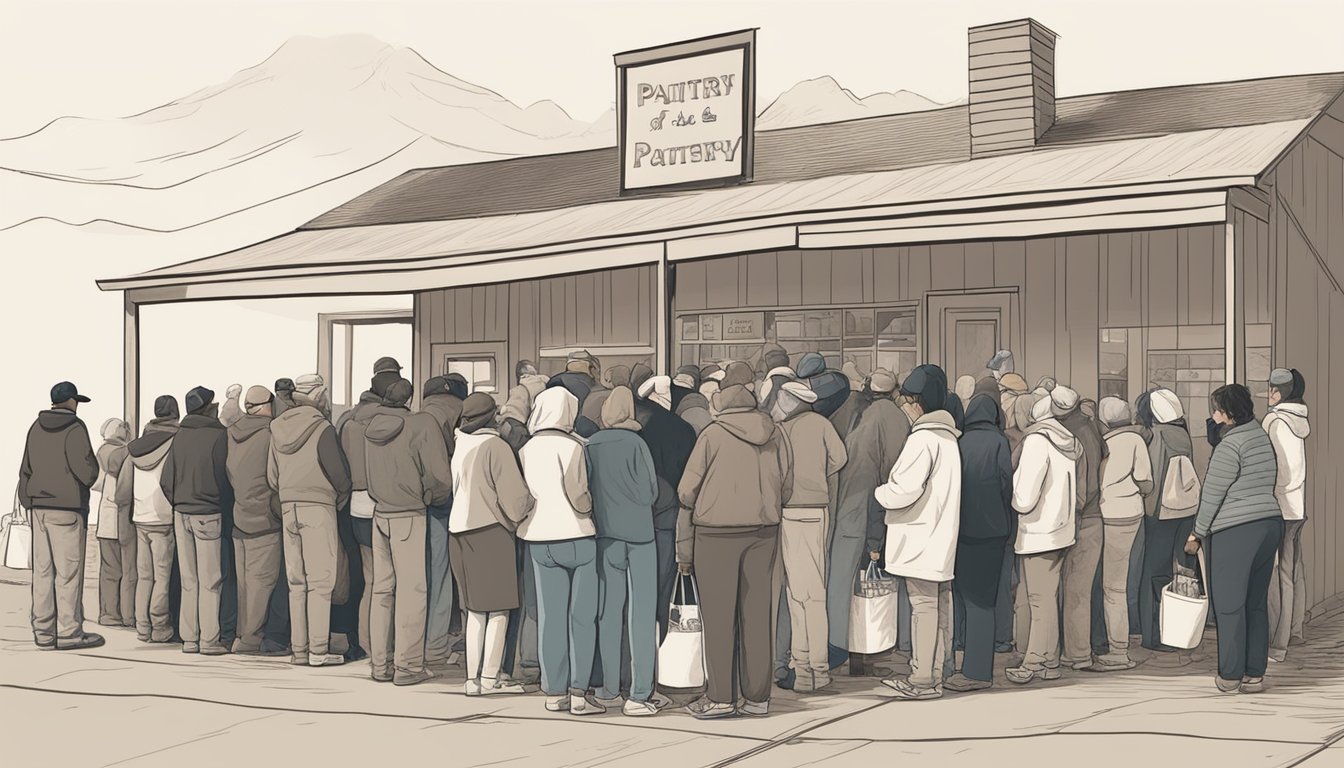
[477, 677, 527, 696]
[149, 633, 175, 644]
[739, 699, 770, 716]
[1215, 677, 1242, 693]
[1086, 657, 1138, 672]
[1061, 656, 1093, 671]
[1240, 677, 1266, 694]
[371, 671, 394, 683]
[309, 653, 347, 667]
[545, 695, 570, 712]
[775, 668, 796, 690]
[569, 693, 607, 716]
[393, 668, 435, 687]
[182, 642, 200, 654]
[1269, 650, 1287, 663]
[943, 673, 993, 693]
[344, 646, 369, 662]
[55, 633, 107, 651]
[649, 692, 673, 711]
[136, 633, 151, 643]
[687, 697, 736, 720]
[623, 699, 661, 717]
[200, 645, 230, 656]
[1005, 666, 1061, 685]
[880, 677, 943, 700]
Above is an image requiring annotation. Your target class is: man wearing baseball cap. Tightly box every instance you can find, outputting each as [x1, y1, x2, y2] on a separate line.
[19, 382, 102, 650]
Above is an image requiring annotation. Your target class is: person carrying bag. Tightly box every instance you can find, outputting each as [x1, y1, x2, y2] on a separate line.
[657, 573, 706, 689]
[849, 561, 899, 655]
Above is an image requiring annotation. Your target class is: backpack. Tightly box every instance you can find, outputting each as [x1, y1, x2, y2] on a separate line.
[1159, 455, 1201, 519]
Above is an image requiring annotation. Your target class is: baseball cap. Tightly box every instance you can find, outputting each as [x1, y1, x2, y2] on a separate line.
[373, 357, 403, 375]
[50, 381, 90, 404]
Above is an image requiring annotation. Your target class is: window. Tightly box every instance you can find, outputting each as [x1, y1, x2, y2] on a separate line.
[1099, 329, 1129, 402]
[1148, 350, 1224, 437]
[1247, 346, 1272, 417]
[445, 356, 497, 395]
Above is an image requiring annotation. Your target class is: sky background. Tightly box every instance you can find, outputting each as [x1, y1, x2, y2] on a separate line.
[4, 0, 1344, 138]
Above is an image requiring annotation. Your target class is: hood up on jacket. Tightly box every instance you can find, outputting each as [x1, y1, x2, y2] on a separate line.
[271, 406, 331, 454]
[601, 386, 641, 431]
[528, 387, 579, 435]
[100, 418, 131, 446]
[1025, 396, 1083, 460]
[963, 393, 1002, 430]
[711, 385, 777, 446]
[1269, 403, 1310, 438]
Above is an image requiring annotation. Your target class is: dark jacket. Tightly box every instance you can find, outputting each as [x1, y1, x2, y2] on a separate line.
[226, 414, 281, 536]
[633, 399, 696, 531]
[829, 389, 872, 442]
[338, 392, 381, 493]
[161, 412, 233, 516]
[958, 395, 1014, 540]
[1059, 407, 1109, 517]
[586, 428, 659, 544]
[19, 408, 100, 513]
[365, 406, 452, 515]
[832, 397, 909, 552]
[420, 392, 464, 457]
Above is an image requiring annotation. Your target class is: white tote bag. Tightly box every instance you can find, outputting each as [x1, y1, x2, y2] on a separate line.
[657, 574, 706, 689]
[1161, 549, 1210, 650]
[848, 562, 899, 655]
[2, 494, 32, 571]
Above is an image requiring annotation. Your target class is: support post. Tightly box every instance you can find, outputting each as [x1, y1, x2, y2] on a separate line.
[1224, 211, 1239, 384]
[656, 244, 671, 374]
[124, 293, 140, 434]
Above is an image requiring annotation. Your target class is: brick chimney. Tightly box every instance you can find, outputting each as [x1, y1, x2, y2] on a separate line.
[968, 18, 1057, 158]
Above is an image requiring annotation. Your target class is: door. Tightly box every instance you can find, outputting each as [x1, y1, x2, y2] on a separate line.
[430, 342, 508, 398]
[925, 291, 1020, 385]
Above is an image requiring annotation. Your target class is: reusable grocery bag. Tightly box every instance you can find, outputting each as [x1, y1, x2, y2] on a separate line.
[848, 562, 898, 654]
[657, 573, 706, 689]
[1161, 549, 1209, 649]
[2, 493, 32, 571]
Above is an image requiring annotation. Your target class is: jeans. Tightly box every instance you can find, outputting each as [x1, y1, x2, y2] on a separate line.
[175, 512, 224, 649]
[694, 526, 779, 705]
[1208, 518, 1282, 681]
[530, 538, 599, 696]
[782, 510, 829, 676]
[97, 508, 137, 626]
[31, 508, 88, 644]
[502, 537, 539, 675]
[135, 523, 175, 640]
[1016, 550, 1065, 671]
[425, 503, 455, 664]
[994, 521, 1017, 649]
[1140, 516, 1196, 648]
[655, 527, 677, 642]
[282, 503, 339, 657]
[232, 531, 282, 652]
[595, 539, 658, 702]
[371, 513, 428, 676]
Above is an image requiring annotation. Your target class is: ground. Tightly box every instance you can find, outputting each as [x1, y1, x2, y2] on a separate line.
[2, 545, 1344, 768]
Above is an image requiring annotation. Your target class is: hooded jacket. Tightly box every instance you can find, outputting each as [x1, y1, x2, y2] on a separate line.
[1263, 403, 1309, 521]
[757, 366, 797, 413]
[268, 405, 351, 509]
[1146, 417, 1196, 520]
[227, 414, 281, 536]
[128, 418, 179, 526]
[674, 392, 713, 436]
[675, 386, 793, 563]
[95, 419, 133, 539]
[518, 387, 595, 541]
[958, 395, 1014, 541]
[161, 410, 232, 516]
[874, 410, 963, 582]
[587, 390, 659, 544]
[1012, 404, 1083, 555]
[1193, 419, 1282, 538]
[19, 408, 100, 513]
[1059, 406, 1109, 517]
[363, 405, 449, 516]
[796, 353, 850, 419]
[450, 427, 533, 534]
[633, 398, 696, 531]
[420, 392, 464, 459]
[776, 400, 847, 509]
[338, 391, 382, 495]
[498, 384, 533, 456]
[1099, 425, 1154, 522]
[834, 397, 910, 553]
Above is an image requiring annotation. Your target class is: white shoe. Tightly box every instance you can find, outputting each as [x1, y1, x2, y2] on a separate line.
[479, 677, 527, 695]
[308, 653, 347, 667]
[465, 679, 483, 696]
[545, 695, 570, 712]
[569, 693, 607, 716]
[623, 699, 661, 717]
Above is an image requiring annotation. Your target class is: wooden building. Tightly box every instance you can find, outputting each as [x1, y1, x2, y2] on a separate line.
[101, 20, 1344, 616]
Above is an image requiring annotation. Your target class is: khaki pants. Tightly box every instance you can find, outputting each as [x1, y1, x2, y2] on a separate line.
[1098, 518, 1141, 664]
[97, 508, 137, 626]
[175, 511, 225, 649]
[905, 577, 953, 689]
[1269, 518, 1306, 657]
[781, 509, 829, 675]
[135, 524, 176, 639]
[31, 508, 88, 644]
[359, 543, 374, 655]
[693, 526, 779, 705]
[1017, 550, 1065, 671]
[1061, 516, 1104, 664]
[282, 503, 338, 657]
[371, 513, 428, 676]
[233, 531, 283, 652]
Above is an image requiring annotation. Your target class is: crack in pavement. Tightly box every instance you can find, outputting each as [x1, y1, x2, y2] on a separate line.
[98, 712, 280, 768]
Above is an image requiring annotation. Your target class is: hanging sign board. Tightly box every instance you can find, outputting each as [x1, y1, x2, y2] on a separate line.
[615, 29, 756, 194]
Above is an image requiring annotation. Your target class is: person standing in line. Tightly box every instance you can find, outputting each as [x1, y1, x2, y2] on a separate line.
[1054, 384, 1109, 671]
[873, 365, 962, 700]
[828, 365, 873, 442]
[795, 352, 851, 420]
[269, 384, 352, 667]
[678, 383, 792, 720]
[587, 386, 673, 716]
[827, 369, 910, 674]
[1006, 395, 1081, 685]
[1139, 388, 1199, 651]
[161, 386, 233, 655]
[450, 393, 534, 696]
[772, 381, 847, 693]
[226, 386, 287, 656]
[1264, 369, 1309, 662]
[1187, 384, 1283, 694]
[294, 375, 332, 422]
[272, 379, 299, 420]
[516, 387, 605, 715]
[945, 394, 1012, 693]
[1089, 397, 1153, 672]
[220, 384, 244, 428]
[420, 375, 465, 668]
[337, 374, 386, 659]
[673, 367, 713, 436]
[363, 379, 449, 685]
[94, 418, 136, 628]
[1127, 389, 1157, 639]
[549, 350, 602, 437]
[496, 378, 540, 683]
[128, 396, 181, 643]
[987, 350, 1015, 382]
[19, 382, 103, 650]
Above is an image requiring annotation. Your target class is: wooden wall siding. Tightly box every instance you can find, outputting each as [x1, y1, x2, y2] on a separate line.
[1267, 108, 1344, 612]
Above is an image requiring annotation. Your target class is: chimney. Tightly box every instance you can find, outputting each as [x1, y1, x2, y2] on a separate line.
[968, 18, 1057, 158]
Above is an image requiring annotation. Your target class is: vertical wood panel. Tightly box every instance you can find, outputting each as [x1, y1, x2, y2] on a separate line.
[1147, 229, 1179, 327]
[964, 241, 996, 289]
[706, 257, 738, 309]
[1186, 226, 1215, 325]
[1212, 223, 1226, 325]
[1066, 235, 1100, 398]
[1024, 238, 1056, 384]
[637, 266, 653, 345]
[469, 285, 485, 341]
[576, 273, 597, 343]
[746, 252, 778, 307]
[777, 250, 804, 306]
[993, 240, 1027, 290]
[1053, 238, 1071, 379]
[873, 247, 902, 303]
[907, 245, 932, 301]
[516, 281, 537, 364]
[1176, 228, 1191, 326]
[676, 260, 707, 311]
[802, 250, 833, 304]
[738, 254, 750, 308]
[931, 243, 966, 290]
[454, 287, 473, 343]
[831, 249, 864, 304]
[862, 248, 875, 303]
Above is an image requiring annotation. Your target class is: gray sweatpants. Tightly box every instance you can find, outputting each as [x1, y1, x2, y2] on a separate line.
[694, 526, 779, 705]
[233, 530, 282, 652]
[1268, 518, 1306, 657]
[1061, 516, 1104, 664]
[98, 520, 137, 626]
[906, 577, 953, 689]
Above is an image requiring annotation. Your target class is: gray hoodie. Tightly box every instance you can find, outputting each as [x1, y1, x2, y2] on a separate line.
[267, 405, 351, 509]
[364, 406, 452, 516]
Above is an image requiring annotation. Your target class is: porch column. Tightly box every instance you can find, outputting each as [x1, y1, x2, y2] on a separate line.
[124, 293, 140, 434]
[656, 244, 671, 374]
[1224, 208, 1242, 384]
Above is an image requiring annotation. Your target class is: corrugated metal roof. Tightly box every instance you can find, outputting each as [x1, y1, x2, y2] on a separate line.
[109, 118, 1311, 287]
[302, 72, 1344, 230]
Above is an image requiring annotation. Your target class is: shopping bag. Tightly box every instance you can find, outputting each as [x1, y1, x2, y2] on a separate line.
[3, 493, 32, 570]
[657, 573, 706, 689]
[1160, 549, 1209, 649]
[848, 562, 898, 654]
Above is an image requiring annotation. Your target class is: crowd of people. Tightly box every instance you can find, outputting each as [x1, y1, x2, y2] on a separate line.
[16, 345, 1312, 717]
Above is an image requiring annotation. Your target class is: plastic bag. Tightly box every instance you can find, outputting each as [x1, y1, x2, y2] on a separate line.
[848, 562, 898, 654]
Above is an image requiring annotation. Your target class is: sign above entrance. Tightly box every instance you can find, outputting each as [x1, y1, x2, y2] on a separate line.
[615, 29, 756, 195]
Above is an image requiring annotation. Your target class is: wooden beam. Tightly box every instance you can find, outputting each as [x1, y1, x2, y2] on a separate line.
[656, 244, 670, 375]
[123, 294, 140, 435]
[1225, 214, 1237, 384]
[1229, 186, 1270, 223]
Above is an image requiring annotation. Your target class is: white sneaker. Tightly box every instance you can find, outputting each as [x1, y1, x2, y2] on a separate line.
[739, 699, 770, 717]
[308, 653, 347, 667]
[569, 693, 607, 716]
[479, 677, 527, 695]
[545, 695, 570, 712]
[623, 699, 661, 717]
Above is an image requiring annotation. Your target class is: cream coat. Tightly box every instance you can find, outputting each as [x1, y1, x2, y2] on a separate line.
[517, 388, 595, 542]
[1264, 403, 1309, 521]
[873, 410, 962, 582]
[1013, 416, 1082, 555]
[1099, 427, 1154, 522]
